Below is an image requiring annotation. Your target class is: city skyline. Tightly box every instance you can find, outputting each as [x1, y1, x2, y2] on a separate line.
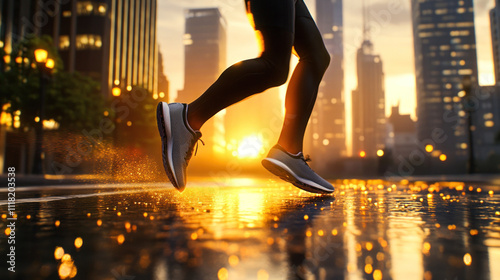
[157, 0, 495, 121]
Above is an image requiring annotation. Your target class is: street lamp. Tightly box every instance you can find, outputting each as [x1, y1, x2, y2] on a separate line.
[462, 75, 475, 174]
[112, 85, 121, 97]
[111, 85, 122, 177]
[32, 48, 54, 174]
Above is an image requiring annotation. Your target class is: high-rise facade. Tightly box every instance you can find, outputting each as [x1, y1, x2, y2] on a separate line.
[491, 0, 500, 84]
[106, 0, 158, 97]
[351, 39, 386, 158]
[177, 8, 227, 160]
[177, 8, 226, 103]
[311, 0, 345, 171]
[0, 0, 159, 97]
[411, 0, 478, 164]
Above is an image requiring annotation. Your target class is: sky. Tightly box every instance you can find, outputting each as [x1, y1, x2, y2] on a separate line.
[156, 0, 496, 121]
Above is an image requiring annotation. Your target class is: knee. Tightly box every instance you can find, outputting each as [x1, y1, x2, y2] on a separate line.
[264, 60, 289, 88]
[315, 49, 330, 74]
[300, 48, 330, 74]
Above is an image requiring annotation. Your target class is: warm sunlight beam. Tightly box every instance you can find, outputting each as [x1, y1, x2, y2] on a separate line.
[236, 135, 264, 159]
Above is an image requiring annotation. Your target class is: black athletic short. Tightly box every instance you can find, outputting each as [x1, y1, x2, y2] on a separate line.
[244, 0, 313, 33]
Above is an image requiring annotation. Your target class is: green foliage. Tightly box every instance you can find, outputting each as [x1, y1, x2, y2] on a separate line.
[49, 71, 104, 131]
[0, 35, 105, 131]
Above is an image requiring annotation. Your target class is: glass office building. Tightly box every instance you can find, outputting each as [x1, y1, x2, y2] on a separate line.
[411, 0, 478, 164]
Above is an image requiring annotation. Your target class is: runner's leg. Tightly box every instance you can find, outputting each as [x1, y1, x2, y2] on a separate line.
[277, 0, 330, 154]
[187, 0, 296, 130]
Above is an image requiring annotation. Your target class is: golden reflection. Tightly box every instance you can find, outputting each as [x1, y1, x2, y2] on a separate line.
[464, 253, 472, 266]
[191, 232, 198, 240]
[365, 242, 373, 251]
[39, 178, 497, 280]
[257, 269, 269, 280]
[373, 269, 383, 280]
[217, 267, 228, 280]
[365, 263, 373, 274]
[54, 247, 64, 260]
[55, 220, 61, 227]
[422, 242, 431, 255]
[58, 253, 77, 279]
[117, 234, 125, 245]
[228, 255, 239, 267]
[74, 237, 83, 249]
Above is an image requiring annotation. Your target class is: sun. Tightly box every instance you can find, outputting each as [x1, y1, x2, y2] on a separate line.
[235, 135, 264, 159]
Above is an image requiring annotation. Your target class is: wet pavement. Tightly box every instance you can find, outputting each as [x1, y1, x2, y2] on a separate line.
[1, 177, 500, 280]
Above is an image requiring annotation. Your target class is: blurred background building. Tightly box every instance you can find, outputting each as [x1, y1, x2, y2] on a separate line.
[411, 0, 478, 171]
[309, 0, 346, 174]
[387, 104, 417, 162]
[351, 6, 386, 160]
[490, 0, 500, 84]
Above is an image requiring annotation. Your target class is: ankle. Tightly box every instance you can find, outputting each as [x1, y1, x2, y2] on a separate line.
[276, 142, 301, 155]
[186, 105, 202, 131]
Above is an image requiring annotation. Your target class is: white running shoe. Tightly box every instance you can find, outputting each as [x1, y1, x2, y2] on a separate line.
[156, 102, 203, 191]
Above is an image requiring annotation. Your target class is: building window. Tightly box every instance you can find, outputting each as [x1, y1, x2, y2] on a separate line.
[76, 35, 103, 50]
[59, 36, 70, 50]
[77, 1, 107, 16]
[485, 121, 495, 128]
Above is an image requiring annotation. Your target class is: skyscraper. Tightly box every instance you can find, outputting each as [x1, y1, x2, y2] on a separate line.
[351, 38, 386, 158]
[177, 8, 226, 103]
[310, 0, 345, 172]
[0, 0, 159, 97]
[491, 0, 500, 83]
[177, 8, 227, 161]
[411, 0, 478, 166]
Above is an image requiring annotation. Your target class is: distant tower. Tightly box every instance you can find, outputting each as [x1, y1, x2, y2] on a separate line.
[411, 0, 478, 166]
[491, 0, 500, 84]
[310, 0, 345, 172]
[388, 104, 417, 160]
[177, 8, 226, 102]
[352, 1, 386, 158]
[177, 8, 227, 160]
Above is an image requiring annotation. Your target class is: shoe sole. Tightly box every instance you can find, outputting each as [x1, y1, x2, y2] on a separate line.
[262, 158, 334, 194]
[156, 102, 180, 189]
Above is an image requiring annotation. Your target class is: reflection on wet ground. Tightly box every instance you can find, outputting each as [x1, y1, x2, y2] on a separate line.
[1, 178, 500, 280]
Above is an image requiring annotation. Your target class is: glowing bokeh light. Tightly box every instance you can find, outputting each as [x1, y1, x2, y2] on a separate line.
[464, 253, 472, 266]
[54, 247, 64, 260]
[377, 149, 384, 157]
[236, 135, 264, 159]
[74, 237, 83, 249]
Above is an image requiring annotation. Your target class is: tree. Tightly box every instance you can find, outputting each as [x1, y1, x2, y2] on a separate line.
[0, 35, 105, 132]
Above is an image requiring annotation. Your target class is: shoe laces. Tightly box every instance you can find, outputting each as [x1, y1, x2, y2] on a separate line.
[299, 153, 312, 163]
[186, 131, 204, 161]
